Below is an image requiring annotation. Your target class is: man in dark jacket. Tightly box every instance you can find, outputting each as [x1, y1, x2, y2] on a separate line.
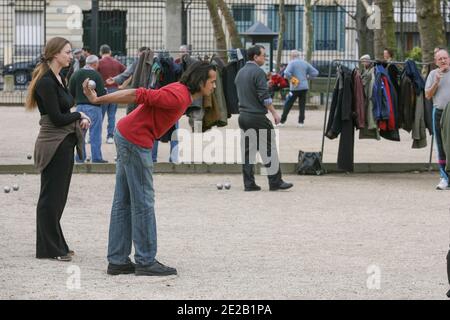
[234, 45, 293, 192]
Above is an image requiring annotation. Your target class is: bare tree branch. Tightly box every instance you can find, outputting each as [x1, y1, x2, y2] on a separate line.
[333, 0, 356, 20]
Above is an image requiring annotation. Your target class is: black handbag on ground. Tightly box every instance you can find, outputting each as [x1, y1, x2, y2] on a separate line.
[296, 151, 326, 175]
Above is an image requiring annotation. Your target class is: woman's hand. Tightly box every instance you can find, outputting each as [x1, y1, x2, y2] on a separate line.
[80, 118, 90, 130]
[82, 78, 99, 104]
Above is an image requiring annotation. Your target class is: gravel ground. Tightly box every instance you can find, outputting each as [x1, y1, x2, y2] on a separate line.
[0, 172, 448, 300]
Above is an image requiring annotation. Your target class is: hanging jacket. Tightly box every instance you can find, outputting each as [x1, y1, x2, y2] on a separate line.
[441, 102, 450, 171]
[359, 67, 380, 140]
[404, 59, 425, 94]
[325, 65, 355, 172]
[127, 49, 154, 114]
[399, 71, 416, 132]
[352, 69, 365, 129]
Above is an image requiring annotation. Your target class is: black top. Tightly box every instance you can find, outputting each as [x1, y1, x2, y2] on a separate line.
[35, 69, 81, 127]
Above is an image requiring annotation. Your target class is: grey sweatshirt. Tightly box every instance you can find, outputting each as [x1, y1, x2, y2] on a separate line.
[234, 62, 271, 114]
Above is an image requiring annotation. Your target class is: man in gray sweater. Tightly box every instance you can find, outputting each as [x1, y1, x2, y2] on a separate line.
[235, 45, 293, 191]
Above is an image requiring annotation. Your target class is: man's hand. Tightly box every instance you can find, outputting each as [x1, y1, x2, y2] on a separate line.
[106, 77, 115, 86]
[272, 111, 281, 125]
[435, 70, 443, 86]
[82, 78, 99, 104]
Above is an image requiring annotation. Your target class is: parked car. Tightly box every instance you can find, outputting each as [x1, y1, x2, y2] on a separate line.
[2, 56, 39, 85]
[310, 60, 336, 77]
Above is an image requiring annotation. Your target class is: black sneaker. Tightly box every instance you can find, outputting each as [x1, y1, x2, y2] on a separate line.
[135, 260, 177, 276]
[244, 184, 261, 191]
[107, 262, 135, 275]
[269, 181, 293, 191]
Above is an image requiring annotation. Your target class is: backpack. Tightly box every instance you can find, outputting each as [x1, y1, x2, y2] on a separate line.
[296, 151, 326, 176]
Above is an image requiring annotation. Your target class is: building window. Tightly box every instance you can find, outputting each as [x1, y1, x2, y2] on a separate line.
[313, 6, 345, 51]
[232, 5, 255, 33]
[268, 5, 303, 51]
[15, 10, 44, 57]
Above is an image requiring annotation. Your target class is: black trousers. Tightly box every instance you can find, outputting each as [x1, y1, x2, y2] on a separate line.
[238, 112, 282, 188]
[281, 89, 308, 124]
[36, 133, 76, 258]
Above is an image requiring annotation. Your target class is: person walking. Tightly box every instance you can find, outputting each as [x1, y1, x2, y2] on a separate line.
[279, 50, 319, 127]
[234, 45, 293, 192]
[425, 48, 450, 190]
[98, 44, 126, 144]
[69, 54, 107, 163]
[82, 61, 217, 276]
[25, 37, 91, 262]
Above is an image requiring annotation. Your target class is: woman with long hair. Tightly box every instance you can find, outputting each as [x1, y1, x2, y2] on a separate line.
[26, 37, 91, 261]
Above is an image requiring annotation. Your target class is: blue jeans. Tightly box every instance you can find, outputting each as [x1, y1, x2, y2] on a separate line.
[152, 122, 179, 163]
[75, 104, 103, 162]
[107, 129, 157, 266]
[102, 87, 118, 139]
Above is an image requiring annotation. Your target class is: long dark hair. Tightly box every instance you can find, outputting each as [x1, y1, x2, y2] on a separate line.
[179, 61, 216, 94]
[25, 37, 71, 110]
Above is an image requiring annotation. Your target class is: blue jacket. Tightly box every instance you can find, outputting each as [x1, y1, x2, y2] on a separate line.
[404, 59, 425, 95]
[284, 58, 319, 91]
[372, 64, 396, 121]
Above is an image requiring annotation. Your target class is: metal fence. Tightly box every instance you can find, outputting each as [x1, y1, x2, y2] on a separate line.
[1, 0, 450, 105]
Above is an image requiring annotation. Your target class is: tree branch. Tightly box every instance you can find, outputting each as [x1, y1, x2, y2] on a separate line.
[333, 0, 356, 20]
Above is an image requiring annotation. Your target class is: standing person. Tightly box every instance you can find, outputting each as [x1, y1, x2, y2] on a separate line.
[82, 47, 93, 58]
[69, 55, 107, 163]
[279, 50, 319, 127]
[82, 61, 217, 276]
[234, 45, 293, 192]
[425, 48, 450, 190]
[105, 46, 150, 88]
[98, 44, 126, 144]
[383, 48, 394, 62]
[25, 37, 91, 262]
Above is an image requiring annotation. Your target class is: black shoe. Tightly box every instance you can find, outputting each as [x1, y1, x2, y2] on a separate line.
[92, 159, 109, 164]
[447, 289, 450, 298]
[135, 260, 177, 276]
[244, 184, 261, 191]
[107, 262, 136, 275]
[269, 181, 293, 191]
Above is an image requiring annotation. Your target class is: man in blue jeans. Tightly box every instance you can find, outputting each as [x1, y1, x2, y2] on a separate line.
[279, 50, 319, 128]
[98, 44, 126, 144]
[69, 55, 107, 163]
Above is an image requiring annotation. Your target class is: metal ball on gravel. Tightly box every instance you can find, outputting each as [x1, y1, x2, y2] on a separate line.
[4, 186, 11, 193]
[12, 184, 19, 191]
[216, 183, 223, 190]
[88, 80, 96, 90]
[224, 183, 231, 190]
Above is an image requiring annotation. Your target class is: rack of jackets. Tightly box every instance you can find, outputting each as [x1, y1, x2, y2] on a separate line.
[180, 48, 247, 132]
[324, 59, 433, 172]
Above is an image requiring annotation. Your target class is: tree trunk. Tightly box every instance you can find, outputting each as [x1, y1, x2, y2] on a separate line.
[206, 0, 227, 59]
[416, 0, 447, 64]
[276, 0, 285, 72]
[216, 0, 242, 49]
[356, 0, 374, 59]
[373, 0, 396, 60]
[304, 0, 314, 62]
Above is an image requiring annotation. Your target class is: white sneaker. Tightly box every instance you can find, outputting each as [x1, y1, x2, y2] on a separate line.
[436, 178, 448, 190]
[276, 122, 285, 127]
[106, 137, 114, 144]
[297, 123, 304, 128]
